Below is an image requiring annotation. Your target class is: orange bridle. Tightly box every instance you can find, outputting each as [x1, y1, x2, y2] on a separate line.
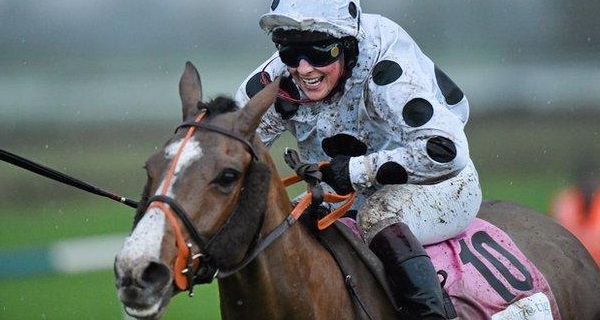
[142, 108, 355, 297]
[282, 165, 355, 230]
[147, 110, 209, 294]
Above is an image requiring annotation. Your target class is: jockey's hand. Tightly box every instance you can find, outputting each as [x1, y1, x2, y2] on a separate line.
[283, 148, 322, 183]
[321, 155, 354, 195]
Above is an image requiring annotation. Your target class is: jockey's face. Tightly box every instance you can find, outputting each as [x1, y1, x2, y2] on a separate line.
[287, 56, 344, 101]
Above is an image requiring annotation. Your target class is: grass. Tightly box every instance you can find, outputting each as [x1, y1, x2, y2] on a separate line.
[0, 270, 221, 320]
[0, 200, 133, 249]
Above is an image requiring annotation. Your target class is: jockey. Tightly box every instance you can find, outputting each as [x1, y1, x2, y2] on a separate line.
[234, 0, 482, 318]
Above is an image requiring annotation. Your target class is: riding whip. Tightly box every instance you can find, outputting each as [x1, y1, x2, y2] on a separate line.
[0, 147, 138, 208]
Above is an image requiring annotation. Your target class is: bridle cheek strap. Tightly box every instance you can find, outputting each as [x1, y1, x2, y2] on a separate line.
[149, 201, 194, 291]
[151, 111, 207, 293]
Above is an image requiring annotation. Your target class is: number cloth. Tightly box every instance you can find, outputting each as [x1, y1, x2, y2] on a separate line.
[339, 217, 560, 319]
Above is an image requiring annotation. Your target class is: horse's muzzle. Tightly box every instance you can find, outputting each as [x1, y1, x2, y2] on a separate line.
[114, 258, 174, 319]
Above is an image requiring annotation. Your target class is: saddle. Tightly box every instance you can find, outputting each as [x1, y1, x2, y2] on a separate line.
[312, 216, 561, 320]
[304, 216, 399, 319]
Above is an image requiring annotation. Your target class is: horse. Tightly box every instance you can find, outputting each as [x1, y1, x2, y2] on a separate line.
[114, 61, 600, 319]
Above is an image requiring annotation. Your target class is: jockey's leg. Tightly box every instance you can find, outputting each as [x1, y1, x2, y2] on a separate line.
[370, 221, 446, 319]
[357, 161, 481, 319]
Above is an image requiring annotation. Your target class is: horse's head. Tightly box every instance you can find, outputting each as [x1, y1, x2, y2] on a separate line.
[114, 62, 281, 319]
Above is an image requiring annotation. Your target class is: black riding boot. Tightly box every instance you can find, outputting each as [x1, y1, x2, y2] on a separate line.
[369, 222, 448, 320]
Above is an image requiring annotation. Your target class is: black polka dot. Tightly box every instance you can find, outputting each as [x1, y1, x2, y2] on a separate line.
[348, 2, 357, 18]
[435, 66, 464, 105]
[271, 0, 279, 10]
[427, 136, 457, 163]
[322, 133, 367, 157]
[403, 98, 433, 127]
[376, 162, 408, 184]
[245, 72, 267, 98]
[372, 60, 403, 86]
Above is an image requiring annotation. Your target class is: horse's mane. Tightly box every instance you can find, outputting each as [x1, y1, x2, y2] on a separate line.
[200, 96, 239, 117]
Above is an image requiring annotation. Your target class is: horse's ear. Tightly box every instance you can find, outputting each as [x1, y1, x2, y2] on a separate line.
[179, 61, 203, 121]
[239, 78, 281, 136]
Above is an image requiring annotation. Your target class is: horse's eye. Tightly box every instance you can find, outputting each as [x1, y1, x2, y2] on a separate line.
[214, 168, 241, 189]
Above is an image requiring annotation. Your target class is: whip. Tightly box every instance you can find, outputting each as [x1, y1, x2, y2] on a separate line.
[0, 147, 139, 208]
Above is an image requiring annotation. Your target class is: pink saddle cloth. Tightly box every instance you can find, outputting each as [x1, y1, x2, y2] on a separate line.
[340, 217, 561, 319]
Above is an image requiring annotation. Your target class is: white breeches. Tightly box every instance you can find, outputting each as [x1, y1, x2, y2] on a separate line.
[357, 160, 482, 246]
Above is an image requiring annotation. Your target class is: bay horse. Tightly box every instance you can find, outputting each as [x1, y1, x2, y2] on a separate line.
[114, 61, 600, 319]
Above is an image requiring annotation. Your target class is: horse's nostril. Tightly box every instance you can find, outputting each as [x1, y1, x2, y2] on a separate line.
[142, 261, 171, 286]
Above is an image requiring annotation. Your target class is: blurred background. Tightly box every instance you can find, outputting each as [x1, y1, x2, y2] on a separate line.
[1, 0, 599, 319]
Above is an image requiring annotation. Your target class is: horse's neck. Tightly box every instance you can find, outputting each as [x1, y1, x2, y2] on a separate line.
[217, 172, 351, 319]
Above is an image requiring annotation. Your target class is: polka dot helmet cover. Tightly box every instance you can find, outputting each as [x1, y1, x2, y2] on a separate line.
[259, 0, 366, 41]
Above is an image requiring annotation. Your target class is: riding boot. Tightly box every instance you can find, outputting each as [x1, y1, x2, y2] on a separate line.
[369, 222, 448, 320]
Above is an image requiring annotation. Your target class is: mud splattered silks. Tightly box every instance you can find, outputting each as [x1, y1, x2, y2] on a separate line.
[235, 13, 481, 245]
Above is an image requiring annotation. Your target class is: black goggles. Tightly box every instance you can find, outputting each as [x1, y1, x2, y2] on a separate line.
[277, 42, 343, 68]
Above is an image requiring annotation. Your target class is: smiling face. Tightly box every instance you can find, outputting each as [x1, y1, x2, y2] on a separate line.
[287, 57, 345, 101]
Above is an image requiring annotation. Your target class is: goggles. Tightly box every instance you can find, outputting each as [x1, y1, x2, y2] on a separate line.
[277, 42, 343, 68]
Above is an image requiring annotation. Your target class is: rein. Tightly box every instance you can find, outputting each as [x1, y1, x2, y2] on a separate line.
[282, 166, 356, 230]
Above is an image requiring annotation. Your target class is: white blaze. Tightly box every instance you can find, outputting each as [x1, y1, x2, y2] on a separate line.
[118, 138, 203, 261]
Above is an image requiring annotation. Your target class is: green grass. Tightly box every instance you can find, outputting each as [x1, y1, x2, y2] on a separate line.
[0, 201, 133, 249]
[479, 172, 566, 213]
[0, 270, 221, 320]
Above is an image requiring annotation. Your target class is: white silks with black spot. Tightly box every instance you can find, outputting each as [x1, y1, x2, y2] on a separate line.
[235, 3, 481, 245]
